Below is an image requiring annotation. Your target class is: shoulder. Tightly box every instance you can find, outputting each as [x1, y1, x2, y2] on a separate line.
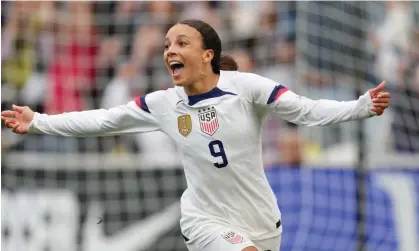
[135, 88, 180, 115]
[144, 90, 168, 103]
[220, 71, 278, 102]
[220, 71, 274, 90]
[223, 71, 266, 82]
[219, 70, 257, 86]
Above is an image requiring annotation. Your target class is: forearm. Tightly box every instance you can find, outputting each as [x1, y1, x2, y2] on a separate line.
[273, 91, 375, 126]
[28, 102, 160, 136]
[29, 110, 115, 136]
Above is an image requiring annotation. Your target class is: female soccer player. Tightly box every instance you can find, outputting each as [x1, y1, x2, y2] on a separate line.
[2, 20, 390, 251]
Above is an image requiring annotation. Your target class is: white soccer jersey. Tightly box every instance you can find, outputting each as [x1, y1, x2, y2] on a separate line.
[28, 71, 375, 247]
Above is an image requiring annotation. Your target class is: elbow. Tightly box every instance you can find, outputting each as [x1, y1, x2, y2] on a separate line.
[299, 121, 328, 127]
[287, 112, 326, 127]
[95, 117, 115, 133]
[292, 115, 339, 127]
[95, 115, 127, 133]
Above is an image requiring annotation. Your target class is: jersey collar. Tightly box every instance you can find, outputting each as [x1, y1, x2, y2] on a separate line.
[187, 87, 236, 106]
[175, 71, 237, 107]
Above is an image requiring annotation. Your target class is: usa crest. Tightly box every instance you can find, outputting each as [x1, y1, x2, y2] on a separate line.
[221, 231, 243, 244]
[198, 107, 219, 136]
[177, 115, 192, 137]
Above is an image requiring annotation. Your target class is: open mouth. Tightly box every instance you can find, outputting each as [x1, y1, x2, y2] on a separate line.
[169, 61, 184, 77]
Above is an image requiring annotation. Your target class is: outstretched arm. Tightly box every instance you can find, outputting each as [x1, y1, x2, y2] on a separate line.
[269, 82, 389, 126]
[1, 96, 160, 136]
[238, 72, 390, 126]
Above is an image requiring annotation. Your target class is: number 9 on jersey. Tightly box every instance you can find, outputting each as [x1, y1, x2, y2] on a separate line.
[208, 140, 228, 168]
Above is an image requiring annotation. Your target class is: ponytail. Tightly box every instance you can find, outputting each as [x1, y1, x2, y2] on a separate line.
[219, 54, 238, 71]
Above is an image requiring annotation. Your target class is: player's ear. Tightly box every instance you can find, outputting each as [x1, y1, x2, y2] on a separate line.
[203, 49, 214, 64]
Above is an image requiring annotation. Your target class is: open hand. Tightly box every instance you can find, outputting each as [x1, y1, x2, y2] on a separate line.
[1, 105, 35, 134]
[369, 81, 390, 116]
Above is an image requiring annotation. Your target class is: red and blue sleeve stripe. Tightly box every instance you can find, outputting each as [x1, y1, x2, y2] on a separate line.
[134, 96, 150, 113]
[267, 85, 289, 104]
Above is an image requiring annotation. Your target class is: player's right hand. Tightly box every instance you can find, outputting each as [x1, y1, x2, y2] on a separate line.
[1, 105, 35, 134]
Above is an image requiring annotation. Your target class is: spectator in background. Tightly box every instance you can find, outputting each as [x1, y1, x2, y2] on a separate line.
[179, 1, 225, 39]
[229, 49, 255, 73]
[41, 2, 99, 152]
[1, 1, 56, 153]
[112, 1, 140, 57]
[391, 28, 419, 153]
[254, 1, 280, 66]
[95, 2, 178, 155]
[19, 1, 56, 112]
[259, 34, 297, 91]
[131, 24, 163, 78]
[228, 1, 261, 52]
[372, 1, 414, 86]
[148, 1, 177, 28]
[1, 2, 57, 153]
[100, 62, 139, 153]
[93, 1, 139, 84]
[1, 1, 54, 109]
[101, 63, 137, 114]
[93, 2, 143, 110]
[367, 2, 417, 154]
[96, 36, 123, 82]
[275, 128, 302, 168]
[128, 2, 177, 94]
[46, 2, 99, 114]
[129, 21, 178, 162]
[2, 2, 36, 90]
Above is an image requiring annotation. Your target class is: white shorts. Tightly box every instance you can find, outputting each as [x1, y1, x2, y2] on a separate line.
[184, 226, 281, 251]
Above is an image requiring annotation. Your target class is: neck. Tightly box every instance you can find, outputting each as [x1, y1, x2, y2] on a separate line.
[184, 72, 219, 96]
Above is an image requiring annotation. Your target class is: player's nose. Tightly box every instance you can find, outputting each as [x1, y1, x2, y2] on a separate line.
[165, 44, 180, 56]
[166, 51, 177, 57]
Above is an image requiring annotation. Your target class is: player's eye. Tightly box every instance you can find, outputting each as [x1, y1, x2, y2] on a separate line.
[178, 41, 187, 47]
[164, 44, 170, 50]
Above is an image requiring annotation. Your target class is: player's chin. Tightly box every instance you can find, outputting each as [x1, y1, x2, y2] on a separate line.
[171, 76, 190, 87]
[172, 78, 186, 87]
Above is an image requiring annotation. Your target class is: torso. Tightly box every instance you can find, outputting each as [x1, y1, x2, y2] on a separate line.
[147, 71, 282, 245]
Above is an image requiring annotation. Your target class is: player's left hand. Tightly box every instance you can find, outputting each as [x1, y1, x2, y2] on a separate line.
[368, 81, 390, 116]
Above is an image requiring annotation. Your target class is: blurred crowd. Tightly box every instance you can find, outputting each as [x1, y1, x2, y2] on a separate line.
[1, 1, 418, 167]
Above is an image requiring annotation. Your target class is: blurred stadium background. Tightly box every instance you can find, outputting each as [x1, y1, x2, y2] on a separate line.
[1, 1, 419, 251]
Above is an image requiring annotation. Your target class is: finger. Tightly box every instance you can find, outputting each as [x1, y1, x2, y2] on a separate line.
[373, 103, 389, 108]
[1, 116, 10, 122]
[12, 123, 20, 133]
[1, 111, 16, 118]
[6, 120, 17, 129]
[374, 81, 386, 92]
[12, 104, 25, 113]
[377, 92, 391, 98]
[372, 98, 390, 103]
[3, 117, 17, 125]
[371, 107, 384, 113]
[371, 108, 384, 116]
[370, 81, 386, 95]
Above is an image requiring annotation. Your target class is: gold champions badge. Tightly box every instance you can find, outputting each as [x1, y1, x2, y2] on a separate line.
[178, 115, 192, 137]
